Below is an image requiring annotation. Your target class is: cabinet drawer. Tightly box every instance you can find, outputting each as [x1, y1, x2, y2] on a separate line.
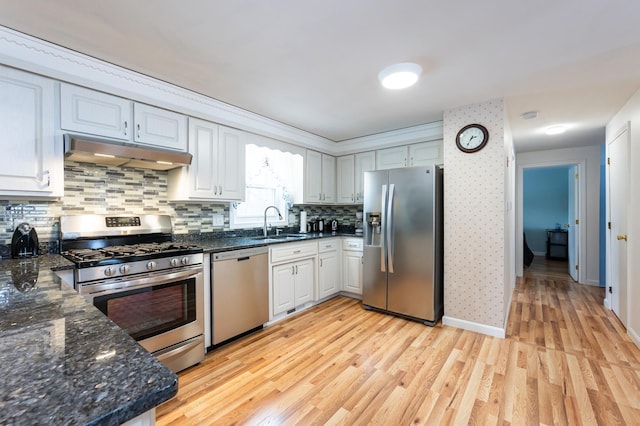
[318, 239, 339, 253]
[270, 242, 317, 264]
[342, 238, 363, 251]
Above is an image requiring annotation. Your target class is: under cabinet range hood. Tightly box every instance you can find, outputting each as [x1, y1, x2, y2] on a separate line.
[63, 134, 192, 171]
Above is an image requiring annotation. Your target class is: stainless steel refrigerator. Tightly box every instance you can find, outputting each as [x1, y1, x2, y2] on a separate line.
[362, 165, 443, 325]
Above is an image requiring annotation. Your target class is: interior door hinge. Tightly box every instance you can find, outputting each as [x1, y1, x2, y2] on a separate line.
[607, 157, 611, 165]
[609, 286, 613, 294]
[575, 173, 579, 179]
[608, 222, 612, 229]
[576, 265, 579, 270]
[575, 219, 579, 225]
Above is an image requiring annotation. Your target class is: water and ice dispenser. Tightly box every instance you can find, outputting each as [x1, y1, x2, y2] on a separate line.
[365, 212, 381, 246]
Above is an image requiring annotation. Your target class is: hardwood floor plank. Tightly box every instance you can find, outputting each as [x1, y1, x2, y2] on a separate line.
[156, 257, 640, 425]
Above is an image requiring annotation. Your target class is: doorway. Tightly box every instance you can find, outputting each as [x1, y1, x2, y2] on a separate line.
[516, 159, 586, 283]
[522, 165, 578, 280]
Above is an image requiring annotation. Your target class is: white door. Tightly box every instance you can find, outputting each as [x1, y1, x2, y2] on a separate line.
[608, 125, 630, 325]
[567, 166, 579, 281]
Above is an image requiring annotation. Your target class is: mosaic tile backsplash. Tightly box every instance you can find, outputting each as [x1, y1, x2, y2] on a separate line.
[1, 161, 361, 249]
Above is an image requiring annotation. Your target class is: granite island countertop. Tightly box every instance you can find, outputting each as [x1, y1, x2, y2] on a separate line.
[0, 254, 178, 426]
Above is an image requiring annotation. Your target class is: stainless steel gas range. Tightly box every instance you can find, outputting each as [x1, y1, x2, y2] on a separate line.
[59, 214, 205, 373]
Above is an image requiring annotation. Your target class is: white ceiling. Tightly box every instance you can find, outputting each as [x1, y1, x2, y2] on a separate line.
[1, 0, 639, 152]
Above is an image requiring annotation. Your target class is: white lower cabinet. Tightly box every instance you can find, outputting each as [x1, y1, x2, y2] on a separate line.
[318, 239, 340, 299]
[270, 242, 317, 317]
[342, 239, 363, 295]
[272, 258, 314, 316]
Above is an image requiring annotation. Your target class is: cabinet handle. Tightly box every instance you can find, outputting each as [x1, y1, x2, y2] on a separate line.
[136, 123, 141, 138]
[291, 266, 295, 275]
[319, 192, 322, 200]
[351, 193, 354, 201]
[361, 256, 363, 264]
[214, 184, 218, 195]
[293, 250, 301, 254]
[39, 170, 50, 187]
[124, 121, 128, 136]
[404, 158, 407, 167]
[296, 265, 298, 274]
[320, 259, 323, 267]
[219, 185, 222, 195]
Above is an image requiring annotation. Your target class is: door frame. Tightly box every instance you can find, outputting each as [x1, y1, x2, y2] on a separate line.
[604, 122, 630, 315]
[516, 160, 586, 283]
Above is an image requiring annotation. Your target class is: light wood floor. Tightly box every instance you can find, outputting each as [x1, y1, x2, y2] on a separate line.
[157, 257, 640, 425]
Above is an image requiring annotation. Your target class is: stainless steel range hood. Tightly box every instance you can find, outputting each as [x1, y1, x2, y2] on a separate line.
[64, 134, 192, 171]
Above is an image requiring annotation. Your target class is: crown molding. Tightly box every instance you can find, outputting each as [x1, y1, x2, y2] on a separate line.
[0, 25, 443, 156]
[333, 121, 443, 156]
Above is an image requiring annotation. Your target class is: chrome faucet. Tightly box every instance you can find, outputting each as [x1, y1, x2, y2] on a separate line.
[263, 205, 283, 237]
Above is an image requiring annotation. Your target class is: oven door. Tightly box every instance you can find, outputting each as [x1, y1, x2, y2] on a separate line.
[80, 266, 204, 355]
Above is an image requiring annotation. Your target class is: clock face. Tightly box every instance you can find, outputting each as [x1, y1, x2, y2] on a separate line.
[456, 124, 489, 153]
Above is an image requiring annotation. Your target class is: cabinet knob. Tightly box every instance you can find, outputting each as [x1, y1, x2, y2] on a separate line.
[124, 120, 128, 136]
[136, 123, 141, 138]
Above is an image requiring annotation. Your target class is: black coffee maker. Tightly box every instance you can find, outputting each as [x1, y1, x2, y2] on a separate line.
[11, 222, 39, 258]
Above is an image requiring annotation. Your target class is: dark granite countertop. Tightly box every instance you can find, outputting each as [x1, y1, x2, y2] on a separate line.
[190, 232, 362, 253]
[0, 254, 178, 426]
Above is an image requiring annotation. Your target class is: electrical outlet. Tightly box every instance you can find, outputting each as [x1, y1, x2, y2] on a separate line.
[212, 214, 224, 227]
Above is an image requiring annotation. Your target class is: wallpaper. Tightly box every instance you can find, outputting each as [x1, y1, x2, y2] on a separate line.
[443, 99, 506, 329]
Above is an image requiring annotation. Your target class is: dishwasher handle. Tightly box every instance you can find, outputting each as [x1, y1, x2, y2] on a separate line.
[237, 256, 250, 262]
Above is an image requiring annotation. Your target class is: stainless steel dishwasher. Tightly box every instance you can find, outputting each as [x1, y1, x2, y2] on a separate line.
[212, 246, 269, 345]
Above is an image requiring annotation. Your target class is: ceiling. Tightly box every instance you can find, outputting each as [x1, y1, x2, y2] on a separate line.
[1, 0, 639, 152]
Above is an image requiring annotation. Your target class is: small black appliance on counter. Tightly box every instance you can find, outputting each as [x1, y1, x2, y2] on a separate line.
[11, 222, 39, 258]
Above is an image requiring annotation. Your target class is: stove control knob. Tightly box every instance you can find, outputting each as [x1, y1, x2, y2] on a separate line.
[104, 266, 117, 277]
[170, 258, 179, 267]
[119, 265, 131, 274]
[146, 261, 157, 271]
[181, 257, 189, 265]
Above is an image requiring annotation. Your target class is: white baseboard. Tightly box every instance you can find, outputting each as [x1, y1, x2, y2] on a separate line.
[628, 327, 640, 349]
[442, 316, 506, 339]
[603, 297, 611, 310]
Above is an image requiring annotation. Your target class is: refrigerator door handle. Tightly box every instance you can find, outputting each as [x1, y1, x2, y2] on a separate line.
[387, 183, 395, 273]
[380, 184, 387, 272]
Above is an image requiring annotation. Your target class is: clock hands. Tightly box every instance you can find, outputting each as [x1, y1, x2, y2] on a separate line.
[466, 134, 477, 147]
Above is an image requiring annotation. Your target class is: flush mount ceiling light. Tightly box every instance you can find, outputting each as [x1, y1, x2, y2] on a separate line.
[545, 125, 567, 135]
[378, 62, 422, 89]
[522, 110, 538, 120]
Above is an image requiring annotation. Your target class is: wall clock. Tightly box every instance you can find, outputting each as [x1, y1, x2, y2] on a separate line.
[456, 124, 489, 153]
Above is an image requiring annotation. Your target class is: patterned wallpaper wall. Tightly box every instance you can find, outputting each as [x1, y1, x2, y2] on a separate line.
[443, 99, 507, 329]
[0, 161, 361, 248]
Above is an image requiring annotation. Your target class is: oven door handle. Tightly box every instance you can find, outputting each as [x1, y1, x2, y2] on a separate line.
[80, 266, 203, 298]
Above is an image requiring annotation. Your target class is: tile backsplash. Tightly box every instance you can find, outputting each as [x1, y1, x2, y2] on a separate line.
[1, 161, 361, 248]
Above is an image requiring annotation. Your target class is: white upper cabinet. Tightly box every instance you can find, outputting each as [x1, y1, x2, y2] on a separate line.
[167, 119, 245, 201]
[0, 66, 63, 198]
[133, 103, 187, 152]
[61, 84, 131, 140]
[60, 83, 187, 152]
[337, 151, 375, 204]
[336, 155, 355, 204]
[305, 150, 335, 203]
[409, 140, 443, 166]
[354, 151, 375, 203]
[376, 146, 408, 169]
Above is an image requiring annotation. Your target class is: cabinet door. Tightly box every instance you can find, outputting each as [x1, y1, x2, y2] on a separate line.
[322, 154, 336, 203]
[305, 149, 323, 203]
[187, 118, 219, 198]
[318, 251, 340, 299]
[217, 126, 245, 201]
[354, 151, 375, 202]
[273, 263, 296, 316]
[60, 83, 132, 141]
[343, 251, 363, 294]
[133, 103, 187, 152]
[294, 259, 314, 306]
[336, 155, 355, 204]
[376, 146, 407, 170]
[409, 141, 443, 166]
[0, 67, 62, 197]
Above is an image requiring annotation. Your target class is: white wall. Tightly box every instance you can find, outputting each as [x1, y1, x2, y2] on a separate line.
[606, 87, 640, 347]
[516, 145, 601, 285]
[443, 99, 514, 337]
